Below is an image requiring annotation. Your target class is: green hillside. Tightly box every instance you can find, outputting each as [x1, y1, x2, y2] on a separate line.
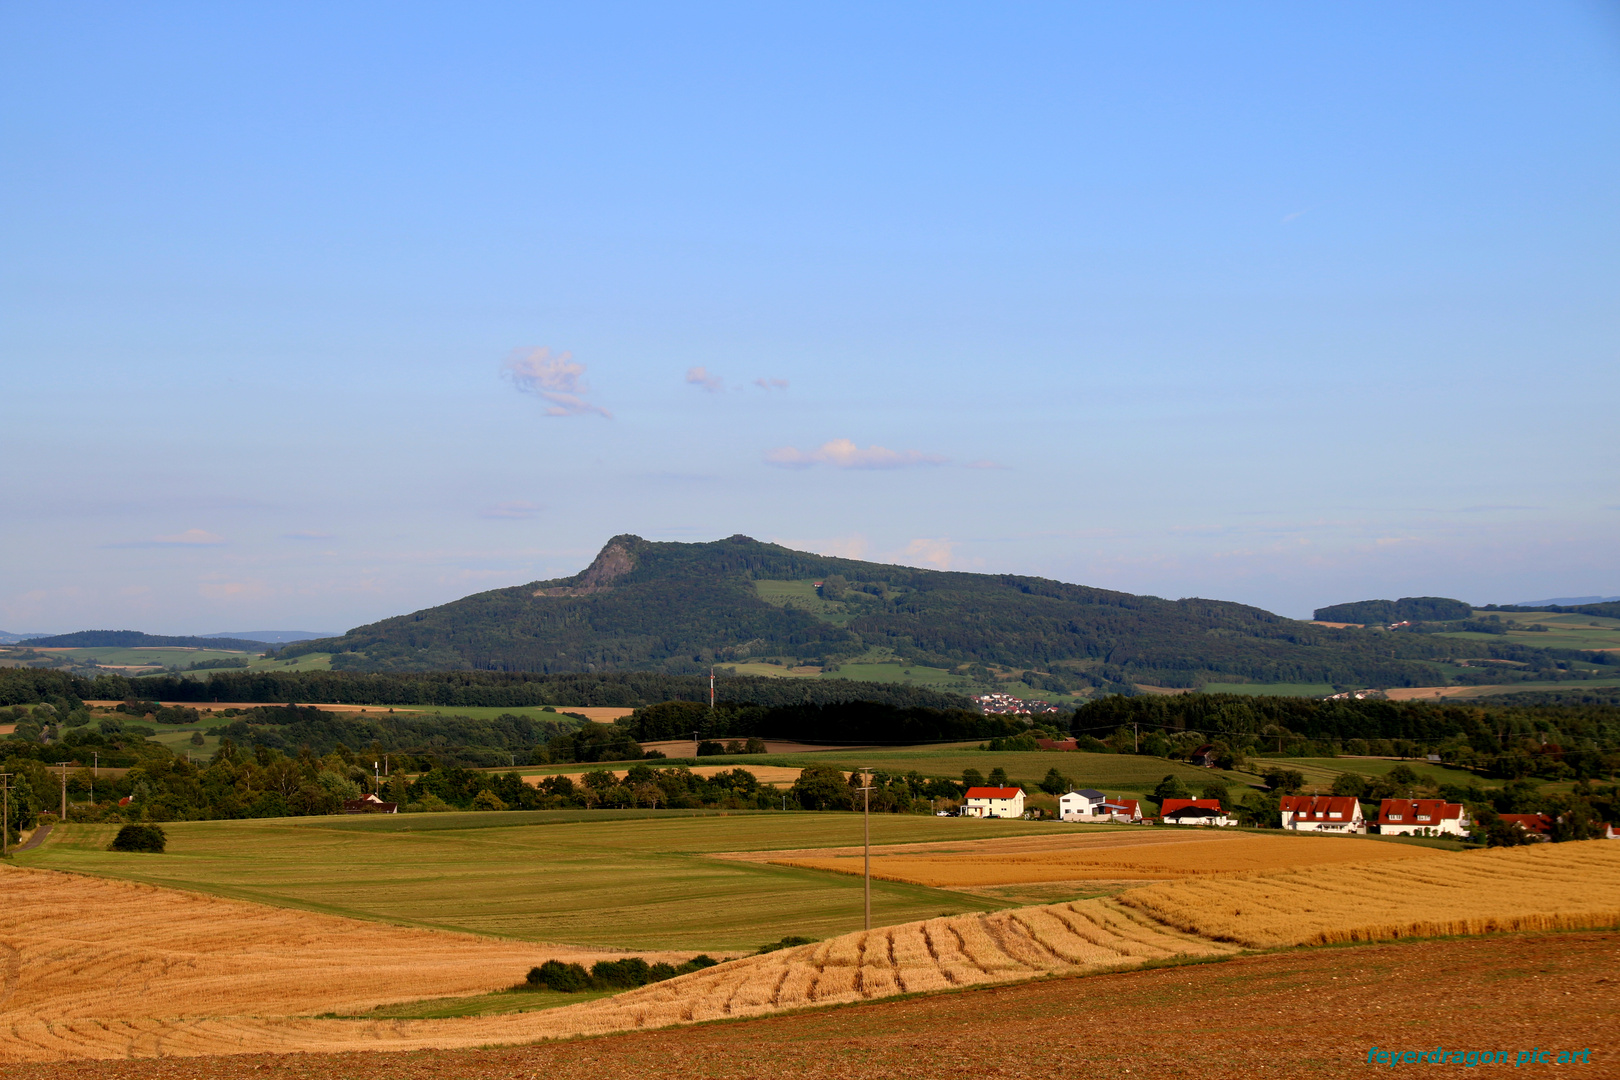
[269, 534, 1592, 691]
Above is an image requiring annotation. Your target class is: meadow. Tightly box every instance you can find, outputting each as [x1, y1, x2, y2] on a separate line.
[17, 810, 1076, 951]
[513, 745, 1256, 797]
[1200, 681, 1336, 697]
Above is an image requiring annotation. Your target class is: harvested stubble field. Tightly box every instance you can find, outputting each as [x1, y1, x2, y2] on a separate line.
[764, 829, 1448, 887]
[0, 864, 696, 1063]
[15, 931, 1615, 1080]
[5, 842, 1618, 1064]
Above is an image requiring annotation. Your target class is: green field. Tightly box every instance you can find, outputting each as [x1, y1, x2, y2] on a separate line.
[1278, 756, 1479, 788]
[20, 810, 1083, 951]
[516, 745, 1256, 797]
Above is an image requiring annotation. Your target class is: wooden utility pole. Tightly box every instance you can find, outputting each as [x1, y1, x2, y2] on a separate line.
[57, 762, 70, 821]
[1, 773, 12, 857]
[857, 769, 875, 932]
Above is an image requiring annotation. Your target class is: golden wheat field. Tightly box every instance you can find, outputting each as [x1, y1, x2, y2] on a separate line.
[4, 841, 1618, 1064]
[1115, 839, 1620, 947]
[0, 865, 696, 1063]
[768, 829, 1449, 886]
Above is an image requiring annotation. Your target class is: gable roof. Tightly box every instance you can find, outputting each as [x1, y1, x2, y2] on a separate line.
[965, 786, 1023, 800]
[1160, 798, 1223, 816]
[1279, 795, 1362, 821]
[1377, 798, 1463, 826]
[1498, 813, 1553, 834]
[1101, 799, 1140, 816]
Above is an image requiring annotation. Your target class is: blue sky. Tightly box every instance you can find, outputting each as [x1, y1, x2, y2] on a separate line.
[2, 1, 1617, 634]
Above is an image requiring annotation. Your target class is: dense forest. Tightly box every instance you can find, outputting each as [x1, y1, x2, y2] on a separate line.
[266, 535, 1613, 688]
[0, 667, 969, 711]
[18, 630, 271, 651]
[1312, 597, 1474, 624]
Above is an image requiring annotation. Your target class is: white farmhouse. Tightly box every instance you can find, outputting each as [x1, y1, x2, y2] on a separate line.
[1377, 798, 1468, 837]
[1279, 794, 1364, 833]
[1058, 788, 1108, 821]
[962, 786, 1025, 819]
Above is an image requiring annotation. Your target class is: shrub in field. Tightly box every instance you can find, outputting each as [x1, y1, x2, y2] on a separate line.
[526, 953, 722, 993]
[109, 824, 166, 852]
[528, 959, 593, 992]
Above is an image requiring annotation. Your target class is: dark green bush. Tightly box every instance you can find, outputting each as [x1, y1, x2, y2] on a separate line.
[526, 952, 723, 993]
[526, 959, 591, 992]
[109, 824, 166, 853]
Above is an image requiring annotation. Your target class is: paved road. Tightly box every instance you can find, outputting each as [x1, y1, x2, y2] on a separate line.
[14, 822, 52, 851]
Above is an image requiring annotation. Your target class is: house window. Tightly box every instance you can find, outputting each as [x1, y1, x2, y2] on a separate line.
[1389, 815, 1403, 821]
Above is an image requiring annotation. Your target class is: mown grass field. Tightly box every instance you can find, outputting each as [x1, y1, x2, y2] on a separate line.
[18, 810, 1077, 951]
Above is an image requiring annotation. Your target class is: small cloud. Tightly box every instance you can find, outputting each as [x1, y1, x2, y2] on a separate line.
[104, 528, 227, 549]
[199, 580, 271, 601]
[753, 377, 789, 391]
[1282, 207, 1312, 223]
[503, 347, 612, 418]
[766, 438, 947, 470]
[482, 501, 543, 520]
[899, 537, 957, 570]
[964, 459, 1007, 470]
[283, 530, 333, 540]
[686, 366, 724, 392]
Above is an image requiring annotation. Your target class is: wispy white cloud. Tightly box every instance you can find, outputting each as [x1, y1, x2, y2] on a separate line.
[482, 501, 544, 520]
[766, 438, 947, 470]
[773, 533, 871, 560]
[964, 459, 1008, 470]
[283, 529, 332, 540]
[503, 347, 611, 418]
[754, 377, 789, 391]
[1282, 207, 1313, 223]
[685, 366, 724, 392]
[104, 529, 227, 549]
[898, 537, 958, 570]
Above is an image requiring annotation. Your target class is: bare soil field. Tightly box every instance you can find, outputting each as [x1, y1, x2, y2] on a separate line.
[84, 700, 388, 715]
[11, 931, 1616, 1080]
[5, 842, 1616, 1064]
[759, 828, 1448, 886]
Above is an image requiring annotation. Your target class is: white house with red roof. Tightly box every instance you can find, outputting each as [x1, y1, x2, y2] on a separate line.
[1159, 798, 1233, 827]
[962, 786, 1025, 819]
[1059, 789, 1141, 822]
[1279, 794, 1365, 833]
[1377, 798, 1468, 837]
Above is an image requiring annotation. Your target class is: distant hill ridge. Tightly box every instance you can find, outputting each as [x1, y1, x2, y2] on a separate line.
[21, 630, 270, 652]
[278, 534, 1488, 688]
[1312, 597, 1473, 624]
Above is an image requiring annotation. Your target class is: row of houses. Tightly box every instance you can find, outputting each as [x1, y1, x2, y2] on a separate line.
[962, 788, 1596, 841]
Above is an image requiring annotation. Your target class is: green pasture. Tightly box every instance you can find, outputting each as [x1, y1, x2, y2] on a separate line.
[752, 579, 861, 626]
[1467, 609, 1620, 652]
[20, 810, 1081, 952]
[329, 987, 615, 1019]
[1296, 756, 1480, 787]
[243, 651, 334, 673]
[514, 745, 1256, 797]
[51, 646, 258, 668]
[1199, 682, 1337, 698]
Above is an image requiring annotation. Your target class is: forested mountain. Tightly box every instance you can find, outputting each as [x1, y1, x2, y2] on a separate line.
[264, 534, 1613, 690]
[1313, 597, 1473, 624]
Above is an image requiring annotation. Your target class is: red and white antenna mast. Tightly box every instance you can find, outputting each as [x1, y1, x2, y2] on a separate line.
[709, 666, 716, 709]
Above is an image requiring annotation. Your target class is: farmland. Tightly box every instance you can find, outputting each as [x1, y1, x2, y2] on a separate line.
[763, 829, 1450, 888]
[9, 930, 1609, 1080]
[16, 811, 1071, 950]
[514, 745, 1257, 797]
[4, 838, 1616, 1065]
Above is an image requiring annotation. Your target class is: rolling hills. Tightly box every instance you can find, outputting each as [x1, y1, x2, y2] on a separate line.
[279, 534, 1511, 690]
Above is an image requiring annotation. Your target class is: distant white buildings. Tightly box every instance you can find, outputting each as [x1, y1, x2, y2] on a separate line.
[972, 693, 1063, 715]
[963, 786, 1026, 819]
[1059, 789, 1141, 822]
[1279, 794, 1364, 833]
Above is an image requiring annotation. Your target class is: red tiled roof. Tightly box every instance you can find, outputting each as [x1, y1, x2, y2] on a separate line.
[1279, 795, 1362, 821]
[1160, 798, 1223, 815]
[1102, 799, 1140, 816]
[1377, 798, 1463, 826]
[1499, 813, 1552, 834]
[965, 787, 1023, 800]
[1036, 738, 1078, 751]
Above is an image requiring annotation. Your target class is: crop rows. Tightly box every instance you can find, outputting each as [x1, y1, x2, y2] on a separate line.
[4, 842, 1618, 1063]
